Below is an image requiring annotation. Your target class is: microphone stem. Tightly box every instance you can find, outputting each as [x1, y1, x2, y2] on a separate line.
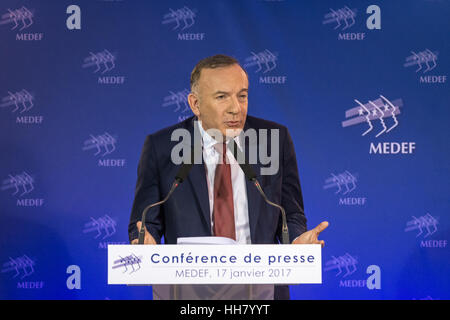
[138, 180, 179, 244]
[227, 140, 290, 244]
[253, 180, 290, 245]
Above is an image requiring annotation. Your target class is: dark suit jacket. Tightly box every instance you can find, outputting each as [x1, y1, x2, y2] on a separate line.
[128, 115, 308, 299]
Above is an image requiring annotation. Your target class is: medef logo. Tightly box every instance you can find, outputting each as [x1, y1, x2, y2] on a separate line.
[83, 132, 117, 156]
[162, 6, 205, 41]
[322, 6, 357, 31]
[1, 255, 35, 279]
[1, 172, 34, 196]
[112, 254, 142, 274]
[324, 253, 358, 278]
[82, 50, 125, 85]
[0, 7, 43, 41]
[341, 95, 416, 155]
[1, 255, 44, 289]
[403, 49, 447, 84]
[1, 172, 44, 207]
[83, 214, 117, 239]
[243, 50, 287, 85]
[323, 5, 381, 41]
[324, 253, 381, 290]
[162, 88, 192, 122]
[1, 90, 44, 125]
[83, 214, 126, 249]
[404, 213, 447, 249]
[1, 89, 33, 113]
[0, 7, 33, 30]
[323, 171, 367, 206]
[82, 132, 126, 167]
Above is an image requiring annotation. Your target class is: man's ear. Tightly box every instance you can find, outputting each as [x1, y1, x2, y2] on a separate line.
[188, 92, 200, 117]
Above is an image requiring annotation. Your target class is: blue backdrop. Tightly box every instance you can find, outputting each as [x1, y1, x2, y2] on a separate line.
[0, 0, 449, 300]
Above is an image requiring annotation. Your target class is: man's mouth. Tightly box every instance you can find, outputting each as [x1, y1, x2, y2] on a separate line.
[224, 120, 241, 127]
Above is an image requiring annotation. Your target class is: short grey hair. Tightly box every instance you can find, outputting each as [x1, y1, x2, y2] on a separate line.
[190, 54, 248, 92]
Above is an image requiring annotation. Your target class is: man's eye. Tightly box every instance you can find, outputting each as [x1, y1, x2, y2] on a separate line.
[217, 95, 225, 100]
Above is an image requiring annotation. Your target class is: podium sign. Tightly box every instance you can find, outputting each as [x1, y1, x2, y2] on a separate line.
[108, 244, 321, 285]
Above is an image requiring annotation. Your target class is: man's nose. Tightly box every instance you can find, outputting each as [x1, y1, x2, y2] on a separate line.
[228, 96, 241, 114]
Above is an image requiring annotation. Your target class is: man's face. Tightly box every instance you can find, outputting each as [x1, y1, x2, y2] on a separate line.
[188, 64, 248, 139]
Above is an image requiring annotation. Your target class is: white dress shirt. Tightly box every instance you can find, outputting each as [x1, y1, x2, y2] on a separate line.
[197, 121, 251, 244]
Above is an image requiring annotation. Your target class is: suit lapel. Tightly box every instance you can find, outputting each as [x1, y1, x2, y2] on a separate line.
[187, 163, 211, 231]
[241, 120, 263, 244]
[185, 117, 211, 232]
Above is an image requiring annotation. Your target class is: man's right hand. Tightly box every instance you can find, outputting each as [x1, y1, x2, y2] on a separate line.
[131, 221, 157, 245]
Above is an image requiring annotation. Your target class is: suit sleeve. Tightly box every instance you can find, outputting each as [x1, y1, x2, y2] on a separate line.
[128, 135, 164, 244]
[279, 127, 308, 243]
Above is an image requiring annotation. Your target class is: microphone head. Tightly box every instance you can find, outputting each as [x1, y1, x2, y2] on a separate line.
[227, 139, 257, 181]
[175, 145, 196, 183]
[175, 163, 193, 183]
[240, 163, 257, 181]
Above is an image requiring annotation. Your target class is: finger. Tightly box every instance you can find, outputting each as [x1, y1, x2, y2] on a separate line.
[145, 233, 156, 245]
[137, 221, 148, 234]
[314, 221, 329, 234]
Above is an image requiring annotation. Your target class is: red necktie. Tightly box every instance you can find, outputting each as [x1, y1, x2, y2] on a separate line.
[212, 142, 236, 240]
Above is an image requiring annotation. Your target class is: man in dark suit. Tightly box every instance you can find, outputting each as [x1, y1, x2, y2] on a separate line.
[128, 55, 328, 299]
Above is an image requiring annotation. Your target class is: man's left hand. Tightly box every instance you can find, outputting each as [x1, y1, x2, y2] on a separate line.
[292, 221, 329, 247]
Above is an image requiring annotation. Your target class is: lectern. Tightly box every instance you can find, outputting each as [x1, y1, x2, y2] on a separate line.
[108, 243, 321, 300]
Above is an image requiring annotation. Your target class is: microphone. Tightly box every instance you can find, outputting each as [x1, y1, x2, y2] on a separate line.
[137, 154, 194, 245]
[228, 140, 290, 245]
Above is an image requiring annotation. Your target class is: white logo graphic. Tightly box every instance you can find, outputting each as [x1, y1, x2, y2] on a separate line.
[82, 50, 116, 74]
[83, 214, 117, 240]
[0, 7, 33, 31]
[162, 89, 190, 113]
[342, 95, 403, 137]
[243, 50, 278, 73]
[404, 214, 439, 238]
[323, 5, 381, 41]
[324, 253, 358, 278]
[323, 6, 357, 30]
[162, 6, 196, 30]
[1, 172, 34, 197]
[163, 89, 192, 121]
[82, 133, 117, 157]
[1, 255, 35, 279]
[323, 171, 357, 195]
[0, 90, 34, 113]
[404, 49, 438, 73]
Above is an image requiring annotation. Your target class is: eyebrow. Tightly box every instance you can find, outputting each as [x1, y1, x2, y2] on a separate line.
[213, 89, 248, 95]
